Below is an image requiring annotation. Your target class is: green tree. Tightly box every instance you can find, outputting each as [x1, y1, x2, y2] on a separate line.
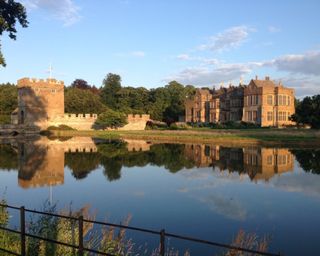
[291, 95, 320, 128]
[0, 82, 17, 123]
[147, 82, 195, 122]
[148, 87, 170, 121]
[117, 86, 150, 113]
[70, 78, 100, 95]
[101, 73, 122, 109]
[0, 0, 28, 66]
[95, 109, 128, 129]
[65, 87, 106, 114]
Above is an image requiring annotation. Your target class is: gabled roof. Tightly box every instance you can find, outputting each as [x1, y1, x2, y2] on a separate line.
[250, 79, 276, 88]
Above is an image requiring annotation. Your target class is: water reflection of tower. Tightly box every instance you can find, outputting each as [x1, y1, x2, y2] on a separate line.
[17, 139, 65, 190]
[16, 137, 98, 200]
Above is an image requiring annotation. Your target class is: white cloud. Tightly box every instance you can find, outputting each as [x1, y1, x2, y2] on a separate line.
[279, 76, 320, 98]
[177, 54, 191, 60]
[165, 62, 261, 85]
[266, 51, 320, 76]
[21, 0, 81, 26]
[268, 26, 281, 33]
[131, 51, 145, 57]
[271, 172, 320, 198]
[199, 194, 247, 221]
[198, 26, 254, 52]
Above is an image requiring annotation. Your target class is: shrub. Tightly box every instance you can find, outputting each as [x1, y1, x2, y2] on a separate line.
[169, 122, 189, 130]
[95, 109, 128, 129]
[146, 120, 168, 130]
[47, 125, 75, 131]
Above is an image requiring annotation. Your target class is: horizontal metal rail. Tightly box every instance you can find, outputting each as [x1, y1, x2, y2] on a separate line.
[0, 247, 20, 256]
[0, 203, 282, 256]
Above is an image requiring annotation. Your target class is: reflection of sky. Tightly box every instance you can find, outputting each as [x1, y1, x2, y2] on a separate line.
[1, 154, 320, 255]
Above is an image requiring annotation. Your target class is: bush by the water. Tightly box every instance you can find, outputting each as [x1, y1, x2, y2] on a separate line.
[187, 121, 261, 129]
[95, 109, 128, 129]
[169, 122, 190, 130]
[146, 120, 168, 130]
[47, 125, 75, 131]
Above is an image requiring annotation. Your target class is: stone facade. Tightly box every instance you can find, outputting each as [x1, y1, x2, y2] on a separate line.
[17, 78, 65, 129]
[242, 76, 295, 127]
[14, 77, 150, 130]
[185, 76, 295, 127]
[185, 85, 244, 123]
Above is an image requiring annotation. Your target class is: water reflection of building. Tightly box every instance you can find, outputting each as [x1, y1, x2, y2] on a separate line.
[185, 144, 294, 181]
[17, 137, 97, 189]
[13, 138, 152, 189]
[124, 139, 152, 152]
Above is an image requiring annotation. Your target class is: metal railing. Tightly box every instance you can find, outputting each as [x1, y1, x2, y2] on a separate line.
[0, 203, 282, 256]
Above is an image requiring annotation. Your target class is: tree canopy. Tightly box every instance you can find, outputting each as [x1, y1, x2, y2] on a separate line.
[291, 95, 320, 128]
[70, 78, 100, 95]
[0, 0, 28, 66]
[65, 87, 106, 114]
[95, 109, 128, 129]
[0, 82, 17, 124]
[101, 73, 122, 109]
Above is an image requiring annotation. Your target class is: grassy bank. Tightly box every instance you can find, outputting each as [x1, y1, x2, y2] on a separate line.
[48, 128, 320, 146]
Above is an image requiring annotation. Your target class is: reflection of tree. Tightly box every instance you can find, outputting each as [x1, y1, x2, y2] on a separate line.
[101, 158, 122, 181]
[96, 142, 196, 181]
[0, 144, 18, 170]
[149, 144, 195, 173]
[291, 149, 320, 174]
[65, 152, 101, 179]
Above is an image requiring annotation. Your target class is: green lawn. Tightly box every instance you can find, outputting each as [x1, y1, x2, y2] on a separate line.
[48, 128, 320, 146]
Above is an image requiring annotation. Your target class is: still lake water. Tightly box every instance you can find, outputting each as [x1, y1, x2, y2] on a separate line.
[0, 136, 320, 255]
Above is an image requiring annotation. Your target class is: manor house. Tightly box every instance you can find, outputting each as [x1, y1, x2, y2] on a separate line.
[11, 78, 150, 130]
[185, 76, 295, 127]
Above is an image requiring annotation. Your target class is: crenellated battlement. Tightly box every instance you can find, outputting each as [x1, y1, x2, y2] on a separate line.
[127, 114, 150, 122]
[63, 113, 98, 119]
[17, 77, 64, 88]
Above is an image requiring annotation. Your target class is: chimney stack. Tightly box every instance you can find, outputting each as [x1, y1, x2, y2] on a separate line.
[255, 75, 258, 80]
[265, 76, 270, 80]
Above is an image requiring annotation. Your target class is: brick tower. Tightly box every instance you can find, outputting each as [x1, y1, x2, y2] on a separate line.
[17, 78, 65, 129]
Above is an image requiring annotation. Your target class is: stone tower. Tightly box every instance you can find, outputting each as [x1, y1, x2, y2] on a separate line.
[17, 78, 64, 129]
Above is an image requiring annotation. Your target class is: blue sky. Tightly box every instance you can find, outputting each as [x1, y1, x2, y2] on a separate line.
[0, 0, 320, 97]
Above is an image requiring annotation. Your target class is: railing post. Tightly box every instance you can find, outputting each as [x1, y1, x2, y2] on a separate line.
[78, 215, 84, 256]
[160, 229, 165, 256]
[20, 206, 26, 256]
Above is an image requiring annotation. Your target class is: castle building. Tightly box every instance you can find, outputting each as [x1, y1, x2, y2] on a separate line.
[185, 85, 244, 123]
[15, 78, 65, 128]
[185, 76, 295, 127]
[242, 76, 295, 127]
[11, 77, 150, 131]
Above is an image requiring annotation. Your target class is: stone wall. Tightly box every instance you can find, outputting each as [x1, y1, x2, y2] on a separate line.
[50, 114, 98, 130]
[119, 114, 150, 130]
[50, 113, 150, 131]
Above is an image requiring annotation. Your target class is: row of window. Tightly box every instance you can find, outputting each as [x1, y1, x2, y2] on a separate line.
[245, 154, 291, 166]
[267, 95, 291, 106]
[246, 111, 258, 121]
[245, 95, 259, 106]
[267, 154, 291, 165]
[266, 111, 291, 121]
[245, 95, 292, 106]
